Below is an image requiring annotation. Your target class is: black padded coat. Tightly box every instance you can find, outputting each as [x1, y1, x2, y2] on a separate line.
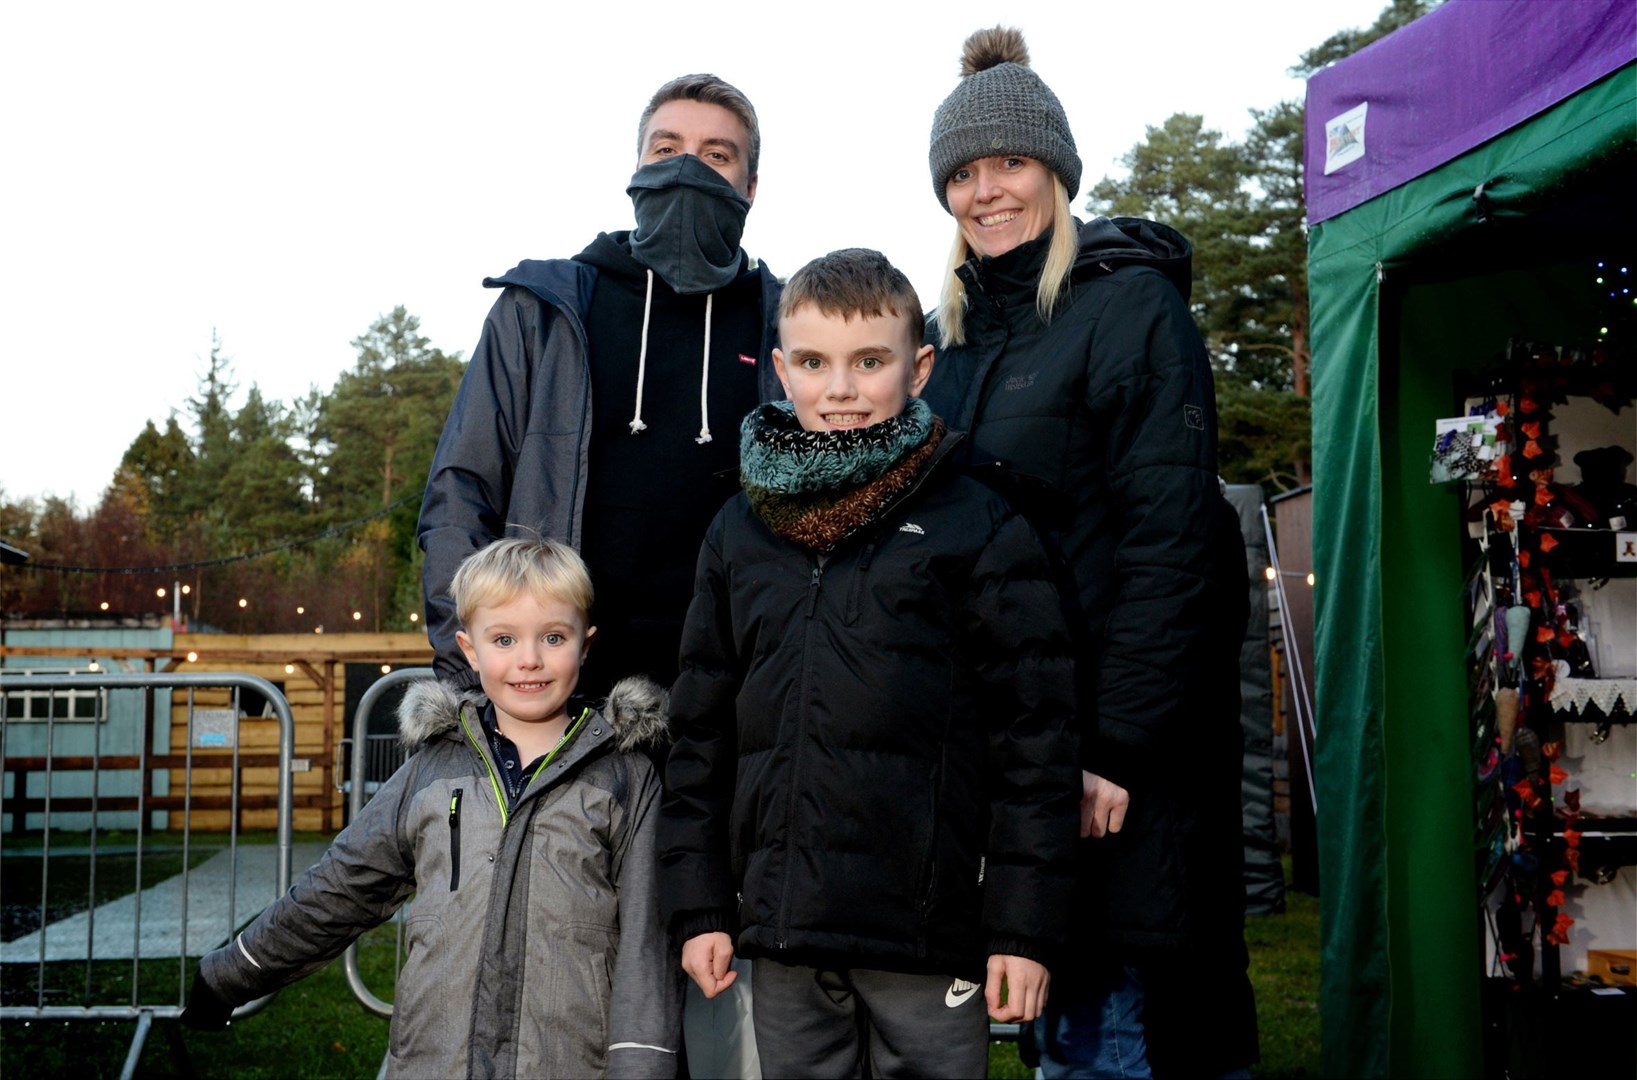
[657, 436, 1081, 979]
[923, 218, 1250, 958]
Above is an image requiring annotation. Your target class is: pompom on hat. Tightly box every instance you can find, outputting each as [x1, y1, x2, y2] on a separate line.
[929, 26, 1082, 213]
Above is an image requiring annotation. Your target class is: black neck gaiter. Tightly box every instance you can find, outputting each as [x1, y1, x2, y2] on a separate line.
[627, 155, 751, 295]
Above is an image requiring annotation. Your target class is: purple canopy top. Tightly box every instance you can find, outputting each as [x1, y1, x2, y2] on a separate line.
[1304, 0, 1635, 225]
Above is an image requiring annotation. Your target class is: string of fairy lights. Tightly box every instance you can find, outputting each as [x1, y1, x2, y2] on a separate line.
[9, 491, 424, 633]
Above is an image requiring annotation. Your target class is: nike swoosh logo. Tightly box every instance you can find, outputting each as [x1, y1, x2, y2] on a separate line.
[945, 982, 980, 1008]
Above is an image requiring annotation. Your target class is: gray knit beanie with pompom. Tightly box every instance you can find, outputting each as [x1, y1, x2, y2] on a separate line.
[928, 27, 1081, 212]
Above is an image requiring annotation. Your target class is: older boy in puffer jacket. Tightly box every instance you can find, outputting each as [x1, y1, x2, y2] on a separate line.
[658, 249, 1080, 1078]
[183, 538, 683, 1079]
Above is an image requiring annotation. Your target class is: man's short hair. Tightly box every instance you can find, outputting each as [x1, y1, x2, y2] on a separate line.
[638, 74, 761, 179]
[779, 248, 926, 345]
[449, 536, 594, 629]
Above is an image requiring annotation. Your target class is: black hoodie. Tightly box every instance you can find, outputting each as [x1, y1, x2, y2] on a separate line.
[417, 242, 782, 694]
[572, 232, 771, 697]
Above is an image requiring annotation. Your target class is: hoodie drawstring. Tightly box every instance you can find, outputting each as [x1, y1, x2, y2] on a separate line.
[696, 293, 713, 444]
[629, 268, 716, 445]
[629, 269, 655, 434]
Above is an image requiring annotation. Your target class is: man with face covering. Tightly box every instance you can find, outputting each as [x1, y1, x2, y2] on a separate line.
[416, 74, 776, 1077]
[419, 73, 781, 704]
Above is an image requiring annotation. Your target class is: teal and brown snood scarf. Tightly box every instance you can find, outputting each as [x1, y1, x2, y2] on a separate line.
[739, 398, 944, 553]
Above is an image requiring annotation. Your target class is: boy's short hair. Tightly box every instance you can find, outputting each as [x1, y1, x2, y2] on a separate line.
[449, 536, 594, 629]
[638, 74, 761, 178]
[779, 248, 925, 345]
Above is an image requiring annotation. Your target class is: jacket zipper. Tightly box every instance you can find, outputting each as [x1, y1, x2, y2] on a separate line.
[779, 556, 825, 946]
[459, 712, 511, 828]
[805, 561, 824, 617]
[448, 788, 463, 891]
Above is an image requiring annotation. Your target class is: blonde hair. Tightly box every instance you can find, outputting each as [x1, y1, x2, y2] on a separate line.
[450, 536, 594, 629]
[936, 175, 1077, 349]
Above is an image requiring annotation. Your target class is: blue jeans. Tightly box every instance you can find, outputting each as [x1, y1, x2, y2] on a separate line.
[1034, 964, 1151, 1079]
[1033, 964, 1253, 1079]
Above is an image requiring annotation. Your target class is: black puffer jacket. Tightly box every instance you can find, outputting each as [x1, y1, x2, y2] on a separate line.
[924, 217, 1248, 955]
[658, 435, 1080, 979]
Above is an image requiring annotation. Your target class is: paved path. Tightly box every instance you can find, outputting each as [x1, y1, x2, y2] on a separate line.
[1, 842, 325, 963]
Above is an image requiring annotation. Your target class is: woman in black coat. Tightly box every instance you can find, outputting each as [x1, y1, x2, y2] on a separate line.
[920, 26, 1258, 1079]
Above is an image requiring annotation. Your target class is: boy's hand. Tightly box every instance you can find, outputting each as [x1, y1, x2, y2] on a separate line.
[180, 970, 235, 1031]
[681, 932, 738, 999]
[985, 954, 1050, 1023]
[1081, 770, 1129, 838]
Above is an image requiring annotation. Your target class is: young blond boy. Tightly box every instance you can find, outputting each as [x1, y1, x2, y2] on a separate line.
[185, 538, 681, 1079]
[657, 248, 1080, 1076]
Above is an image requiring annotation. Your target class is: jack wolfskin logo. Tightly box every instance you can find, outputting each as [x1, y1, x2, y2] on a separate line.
[899, 523, 925, 535]
[1184, 405, 1205, 430]
[1004, 372, 1037, 392]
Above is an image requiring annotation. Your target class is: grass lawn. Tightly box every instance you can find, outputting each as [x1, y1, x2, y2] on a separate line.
[2, 843, 1319, 1078]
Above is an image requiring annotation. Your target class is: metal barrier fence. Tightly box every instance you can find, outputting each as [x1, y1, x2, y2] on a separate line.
[340, 666, 434, 1020]
[0, 671, 295, 1080]
[333, 733, 408, 800]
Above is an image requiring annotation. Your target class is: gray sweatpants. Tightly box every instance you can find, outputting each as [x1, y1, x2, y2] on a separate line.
[751, 960, 988, 1078]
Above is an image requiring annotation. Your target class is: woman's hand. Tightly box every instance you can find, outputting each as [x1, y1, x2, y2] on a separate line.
[985, 954, 1050, 1022]
[681, 931, 738, 999]
[1081, 770, 1130, 838]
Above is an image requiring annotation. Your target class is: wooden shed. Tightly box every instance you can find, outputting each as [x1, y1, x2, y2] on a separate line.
[165, 633, 432, 832]
[2, 631, 432, 834]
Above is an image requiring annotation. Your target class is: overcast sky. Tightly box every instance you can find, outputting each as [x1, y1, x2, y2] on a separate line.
[2, 0, 1391, 508]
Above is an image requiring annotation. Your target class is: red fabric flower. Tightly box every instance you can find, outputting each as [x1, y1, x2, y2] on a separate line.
[1538, 533, 1559, 553]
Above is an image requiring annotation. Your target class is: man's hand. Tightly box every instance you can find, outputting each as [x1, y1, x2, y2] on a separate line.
[1081, 770, 1130, 838]
[681, 931, 738, 999]
[985, 954, 1050, 1023]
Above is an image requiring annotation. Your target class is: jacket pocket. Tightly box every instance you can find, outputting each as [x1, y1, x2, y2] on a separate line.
[917, 763, 942, 917]
[842, 542, 879, 626]
[390, 914, 447, 1061]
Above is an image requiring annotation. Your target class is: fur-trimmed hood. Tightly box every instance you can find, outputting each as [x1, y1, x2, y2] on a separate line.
[396, 675, 671, 755]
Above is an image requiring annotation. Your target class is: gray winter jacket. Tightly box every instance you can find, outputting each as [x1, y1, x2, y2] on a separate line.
[197, 677, 683, 1079]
